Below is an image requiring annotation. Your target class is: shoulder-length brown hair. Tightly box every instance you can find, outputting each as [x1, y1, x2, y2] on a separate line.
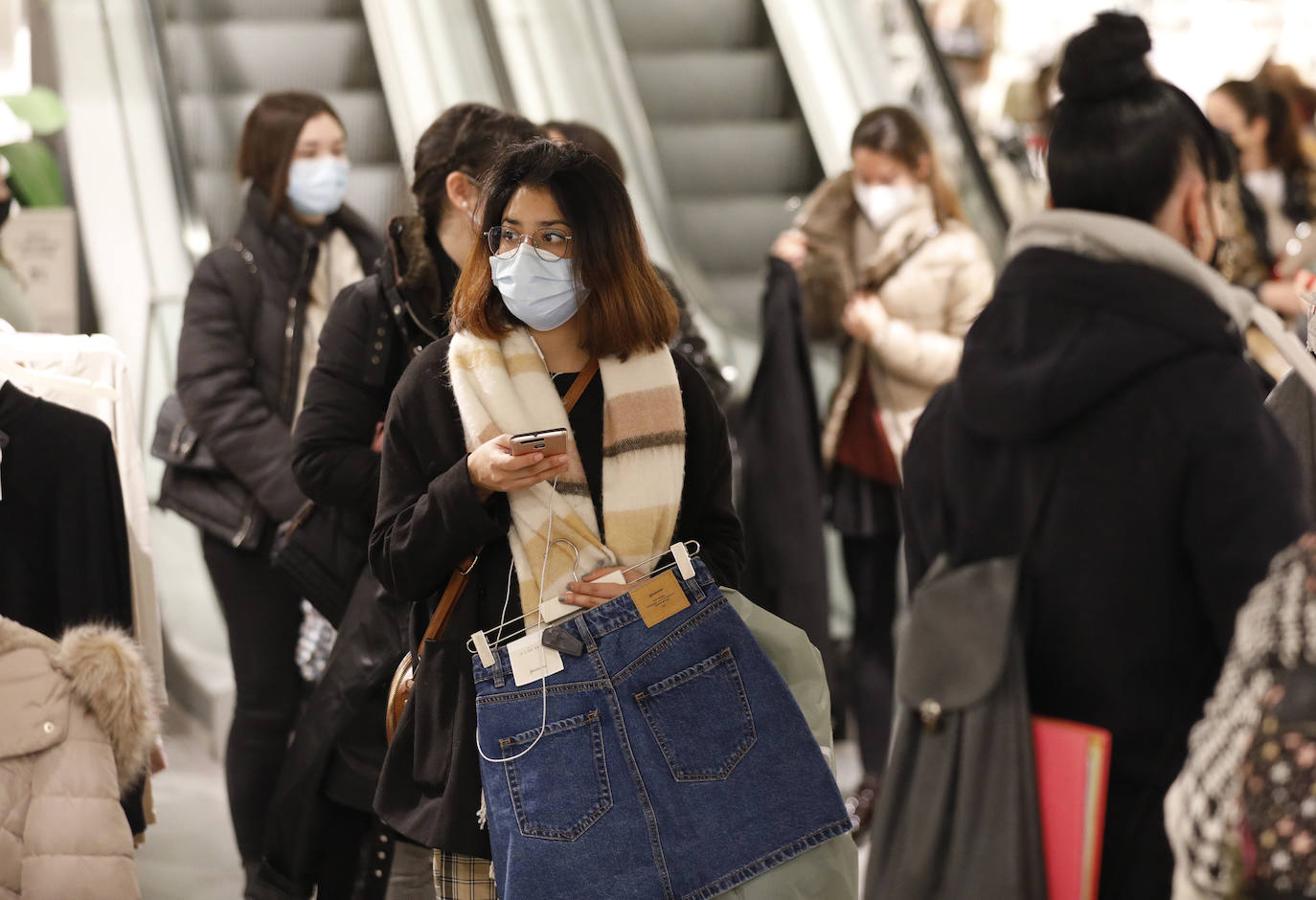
[450, 140, 677, 359]
[851, 106, 965, 225]
[237, 92, 342, 216]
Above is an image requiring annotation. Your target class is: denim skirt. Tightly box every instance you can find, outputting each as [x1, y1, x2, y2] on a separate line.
[472, 560, 851, 900]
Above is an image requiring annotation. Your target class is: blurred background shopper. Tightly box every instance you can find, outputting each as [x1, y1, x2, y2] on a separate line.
[166, 91, 382, 893]
[773, 104, 993, 833]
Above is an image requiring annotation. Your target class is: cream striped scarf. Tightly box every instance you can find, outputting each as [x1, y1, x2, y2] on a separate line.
[448, 328, 685, 623]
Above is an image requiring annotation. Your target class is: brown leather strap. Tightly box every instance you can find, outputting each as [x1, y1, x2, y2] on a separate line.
[561, 358, 599, 412]
[415, 360, 599, 657]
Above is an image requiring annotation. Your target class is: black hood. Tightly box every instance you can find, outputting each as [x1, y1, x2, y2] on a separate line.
[955, 247, 1241, 440]
[380, 215, 458, 342]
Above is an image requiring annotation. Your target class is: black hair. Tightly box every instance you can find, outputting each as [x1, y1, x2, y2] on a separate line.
[410, 103, 541, 239]
[543, 120, 627, 182]
[1049, 12, 1228, 223]
[451, 140, 677, 358]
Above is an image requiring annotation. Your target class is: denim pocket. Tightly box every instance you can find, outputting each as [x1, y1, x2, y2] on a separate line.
[635, 647, 758, 782]
[500, 709, 613, 842]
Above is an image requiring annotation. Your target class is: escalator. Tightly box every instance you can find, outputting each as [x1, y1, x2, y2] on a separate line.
[614, 0, 823, 336]
[162, 0, 408, 244]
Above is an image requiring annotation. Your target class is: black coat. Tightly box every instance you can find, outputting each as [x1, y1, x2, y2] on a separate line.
[250, 218, 450, 896]
[0, 382, 134, 641]
[368, 334, 744, 852]
[173, 188, 382, 537]
[902, 247, 1306, 900]
[733, 258, 835, 688]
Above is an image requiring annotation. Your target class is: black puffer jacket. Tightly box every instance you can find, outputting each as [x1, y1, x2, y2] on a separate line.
[173, 188, 382, 540]
[292, 215, 455, 527]
[902, 246, 1306, 900]
[251, 218, 454, 896]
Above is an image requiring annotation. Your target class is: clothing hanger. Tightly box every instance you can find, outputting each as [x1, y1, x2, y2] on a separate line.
[467, 540, 702, 658]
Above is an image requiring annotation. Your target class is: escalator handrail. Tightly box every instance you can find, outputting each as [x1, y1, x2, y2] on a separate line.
[901, 0, 1011, 237]
[135, 0, 210, 262]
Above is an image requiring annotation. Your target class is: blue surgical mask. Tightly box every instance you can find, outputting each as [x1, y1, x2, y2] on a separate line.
[490, 243, 586, 331]
[286, 155, 350, 217]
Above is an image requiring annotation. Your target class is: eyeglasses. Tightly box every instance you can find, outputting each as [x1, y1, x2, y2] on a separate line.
[485, 225, 574, 261]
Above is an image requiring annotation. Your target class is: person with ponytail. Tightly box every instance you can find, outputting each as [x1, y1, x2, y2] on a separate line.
[1207, 79, 1316, 316]
[900, 13, 1303, 898]
[256, 104, 538, 898]
[771, 105, 994, 832]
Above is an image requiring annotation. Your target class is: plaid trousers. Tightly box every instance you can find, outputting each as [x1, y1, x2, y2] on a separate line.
[432, 850, 497, 900]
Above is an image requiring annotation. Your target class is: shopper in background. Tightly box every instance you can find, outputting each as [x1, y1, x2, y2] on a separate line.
[170, 91, 382, 893]
[0, 175, 34, 333]
[258, 103, 539, 900]
[900, 13, 1304, 898]
[771, 105, 993, 833]
[543, 119, 732, 403]
[0, 616, 159, 900]
[370, 139, 744, 898]
[1207, 79, 1316, 317]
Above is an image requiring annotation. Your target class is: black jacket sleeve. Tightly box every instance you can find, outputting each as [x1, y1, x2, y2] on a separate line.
[176, 251, 305, 522]
[674, 354, 745, 589]
[1183, 363, 1306, 653]
[369, 348, 511, 604]
[292, 280, 388, 520]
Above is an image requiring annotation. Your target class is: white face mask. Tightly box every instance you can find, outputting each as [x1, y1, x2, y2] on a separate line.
[490, 243, 586, 332]
[287, 155, 350, 217]
[854, 182, 918, 230]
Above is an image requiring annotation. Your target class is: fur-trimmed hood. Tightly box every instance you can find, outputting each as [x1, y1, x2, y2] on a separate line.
[0, 616, 159, 791]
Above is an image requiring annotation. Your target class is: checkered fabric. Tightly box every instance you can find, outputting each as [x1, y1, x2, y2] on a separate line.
[432, 850, 497, 900]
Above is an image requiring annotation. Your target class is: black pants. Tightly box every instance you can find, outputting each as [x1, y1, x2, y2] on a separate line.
[201, 534, 304, 867]
[842, 531, 902, 775]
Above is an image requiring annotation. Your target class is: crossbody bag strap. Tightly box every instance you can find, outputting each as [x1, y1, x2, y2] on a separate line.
[414, 359, 599, 656]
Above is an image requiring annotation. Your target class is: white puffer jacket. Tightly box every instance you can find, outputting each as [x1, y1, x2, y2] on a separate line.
[0, 617, 158, 900]
[797, 171, 995, 468]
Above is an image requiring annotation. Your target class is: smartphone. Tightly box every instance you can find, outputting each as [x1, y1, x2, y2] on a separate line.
[509, 428, 568, 457]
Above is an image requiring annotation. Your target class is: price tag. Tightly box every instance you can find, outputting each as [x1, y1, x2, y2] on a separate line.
[507, 630, 564, 687]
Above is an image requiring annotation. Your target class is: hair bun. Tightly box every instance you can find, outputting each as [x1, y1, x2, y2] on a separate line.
[1058, 12, 1154, 102]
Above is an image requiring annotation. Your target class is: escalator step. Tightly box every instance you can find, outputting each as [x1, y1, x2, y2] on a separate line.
[164, 0, 361, 19]
[612, 0, 763, 52]
[631, 50, 787, 123]
[166, 20, 379, 92]
[673, 195, 798, 273]
[654, 121, 818, 195]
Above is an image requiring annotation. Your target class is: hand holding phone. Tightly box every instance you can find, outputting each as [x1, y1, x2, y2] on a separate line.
[467, 432, 569, 498]
[509, 428, 568, 457]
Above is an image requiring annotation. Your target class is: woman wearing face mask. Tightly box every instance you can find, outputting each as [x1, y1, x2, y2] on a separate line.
[1207, 80, 1316, 317]
[370, 140, 744, 897]
[899, 14, 1303, 898]
[169, 91, 381, 892]
[249, 104, 538, 899]
[771, 105, 994, 833]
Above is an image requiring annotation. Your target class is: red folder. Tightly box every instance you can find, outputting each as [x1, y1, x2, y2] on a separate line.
[1032, 717, 1112, 900]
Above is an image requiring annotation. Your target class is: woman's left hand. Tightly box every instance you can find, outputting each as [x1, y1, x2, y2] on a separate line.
[842, 293, 890, 344]
[563, 567, 636, 608]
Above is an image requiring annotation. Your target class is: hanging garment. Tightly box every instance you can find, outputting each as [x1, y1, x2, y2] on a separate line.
[0, 331, 162, 688]
[718, 588, 859, 900]
[0, 381, 135, 640]
[473, 559, 851, 900]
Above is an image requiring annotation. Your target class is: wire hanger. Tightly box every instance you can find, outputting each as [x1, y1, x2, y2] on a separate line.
[468, 540, 701, 657]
